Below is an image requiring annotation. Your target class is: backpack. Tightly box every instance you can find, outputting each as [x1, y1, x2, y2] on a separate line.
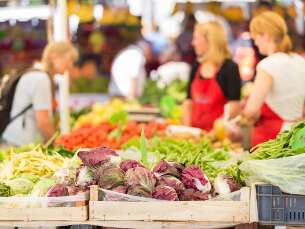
[0, 70, 33, 136]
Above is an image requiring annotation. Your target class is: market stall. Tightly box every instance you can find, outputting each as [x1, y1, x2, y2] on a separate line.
[0, 120, 304, 228]
[1, 0, 305, 228]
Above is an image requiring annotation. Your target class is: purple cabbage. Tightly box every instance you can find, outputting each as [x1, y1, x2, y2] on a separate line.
[181, 166, 211, 193]
[47, 184, 69, 197]
[77, 147, 118, 167]
[179, 188, 209, 201]
[157, 175, 185, 193]
[125, 167, 156, 195]
[119, 160, 144, 172]
[153, 160, 185, 178]
[153, 185, 178, 201]
[213, 174, 241, 195]
[97, 164, 125, 190]
[76, 166, 95, 189]
[127, 185, 152, 198]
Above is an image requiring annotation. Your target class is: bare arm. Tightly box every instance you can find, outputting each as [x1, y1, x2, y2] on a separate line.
[182, 99, 192, 126]
[226, 101, 241, 120]
[243, 69, 273, 123]
[35, 110, 55, 142]
[129, 78, 138, 99]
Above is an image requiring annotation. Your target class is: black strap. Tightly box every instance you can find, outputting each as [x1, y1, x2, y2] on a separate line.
[9, 104, 33, 123]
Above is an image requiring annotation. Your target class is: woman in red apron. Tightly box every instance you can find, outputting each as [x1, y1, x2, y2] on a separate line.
[182, 21, 241, 131]
[243, 12, 305, 147]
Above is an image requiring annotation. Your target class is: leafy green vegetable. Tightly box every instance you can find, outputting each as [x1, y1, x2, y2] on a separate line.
[140, 128, 149, 168]
[109, 111, 129, 142]
[0, 182, 11, 197]
[165, 80, 187, 103]
[139, 80, 166, 106]
[6, 178, 34, 195]
[160, 96, 176, 118]
[31, 178, 56, 197]
[48, 146, 75, 158]
[240, 153, 305, 195]
[123, 137, 230, 179]
[18, 174, 40, 183]
[250, 120, 305, 160]
[289, 126, 305, 153]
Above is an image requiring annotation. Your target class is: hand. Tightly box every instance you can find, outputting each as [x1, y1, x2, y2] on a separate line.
[224, 117, 243, 142]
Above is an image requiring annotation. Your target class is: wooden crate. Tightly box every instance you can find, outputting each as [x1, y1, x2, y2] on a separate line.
[89, 185, 250, 223]
[0, 206, 88, 221]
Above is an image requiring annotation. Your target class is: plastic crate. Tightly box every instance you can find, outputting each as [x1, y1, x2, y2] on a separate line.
[256, 184, 305, 225]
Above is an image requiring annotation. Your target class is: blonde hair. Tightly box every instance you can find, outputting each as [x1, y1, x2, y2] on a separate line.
[42, 42, 78, 73]
[250, 11, 292, 53]
[195, 21, 231, 65]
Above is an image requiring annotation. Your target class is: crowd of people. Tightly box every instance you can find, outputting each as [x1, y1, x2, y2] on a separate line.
[1, 10, 305, 149]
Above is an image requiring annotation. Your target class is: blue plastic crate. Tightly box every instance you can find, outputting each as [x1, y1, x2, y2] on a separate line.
[256, 184, 305, 225]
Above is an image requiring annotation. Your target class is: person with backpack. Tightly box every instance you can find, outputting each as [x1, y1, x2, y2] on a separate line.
[0, 42, 78, 146]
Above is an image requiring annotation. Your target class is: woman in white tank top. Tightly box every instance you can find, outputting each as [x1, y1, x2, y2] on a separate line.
[243, 12, 305, 146]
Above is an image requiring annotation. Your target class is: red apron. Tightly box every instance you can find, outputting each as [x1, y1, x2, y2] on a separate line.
[191, 68, 227, 131]
[251, 103, 283, 147]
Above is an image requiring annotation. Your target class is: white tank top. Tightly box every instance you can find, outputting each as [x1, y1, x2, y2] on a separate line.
[257, 52, 305, 130]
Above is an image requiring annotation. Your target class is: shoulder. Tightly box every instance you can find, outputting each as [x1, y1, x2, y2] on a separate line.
[22, 70, 49, 81]
[257, 53, 287, 69]
[220, 59, 239, 71]
[291, 53, 305, 65]
[116, 46, 144, 63]
[218, 59, 240, 79]
[21, 71, 50, 87]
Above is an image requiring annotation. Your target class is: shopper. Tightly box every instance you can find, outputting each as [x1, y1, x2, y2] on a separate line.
[108, 40, 152, 99]
[243, 12, 305, 146]
[182, 21, 241, 131]
[2, 42, 78, 146]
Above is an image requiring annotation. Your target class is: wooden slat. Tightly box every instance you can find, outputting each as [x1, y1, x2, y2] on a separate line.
[0, 220, 238, 229]
[90, 220, 238, 229]
[89, 187, 250, 223]
[90, 201, 248, 222]
[0, 206, 88, 221]
[0, 221, 87, 227]
[90, 185, 99, 201]
[250, 184, 259, 223]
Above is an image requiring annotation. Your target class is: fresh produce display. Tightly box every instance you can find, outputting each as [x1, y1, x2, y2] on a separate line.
[238, 120, 305, 195]
[0, 147, 68, 180]
[55, 121, 168, 151]
[249, 120, 305, 160]
[138, 80, 165, 106]
[75, 146, 241, 201]
[73, 99, 140, 129]
[0, 144, 79, 199]
[123, 137, 234, 180]
[139, 79, 187, 106]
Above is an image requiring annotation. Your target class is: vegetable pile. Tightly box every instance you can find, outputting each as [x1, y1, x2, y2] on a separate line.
[123, 137, 233, 180]
[0, 145, 78, 198]
[55, 121, 168, 151]
[73, 145, 241, 201]
[238, 120, 305, 195]
[250, 121, 305, 160]
[139, 79, 187, 106]
[0, 146, 67, 180]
